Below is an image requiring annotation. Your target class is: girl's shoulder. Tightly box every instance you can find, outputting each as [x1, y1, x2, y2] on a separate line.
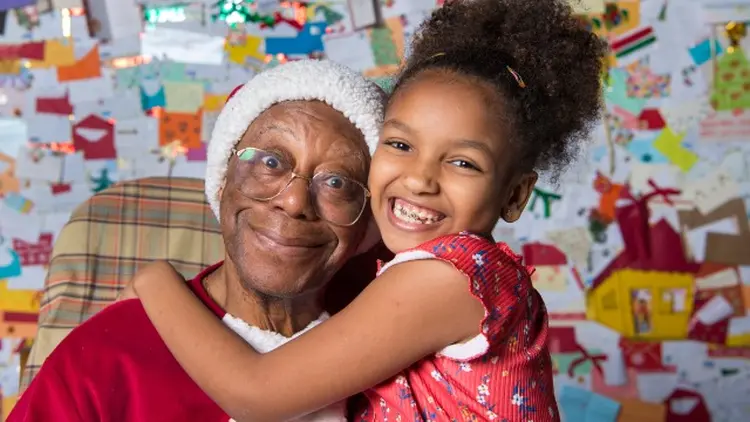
[377, 231, 534, 280]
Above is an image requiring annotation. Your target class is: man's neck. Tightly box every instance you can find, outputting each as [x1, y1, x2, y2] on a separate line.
[203, 263, 325, 337]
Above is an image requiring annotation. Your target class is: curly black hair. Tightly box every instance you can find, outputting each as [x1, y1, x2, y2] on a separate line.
[392, 0, 608, 179]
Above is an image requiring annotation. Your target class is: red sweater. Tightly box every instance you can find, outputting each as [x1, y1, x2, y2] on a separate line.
[9, 264, 231, 422]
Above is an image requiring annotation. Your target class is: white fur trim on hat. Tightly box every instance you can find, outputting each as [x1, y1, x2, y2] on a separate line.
[205, 59, 387, 222]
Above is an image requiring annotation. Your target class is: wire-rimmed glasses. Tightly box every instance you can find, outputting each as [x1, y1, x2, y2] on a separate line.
[231, 147, 370, 226]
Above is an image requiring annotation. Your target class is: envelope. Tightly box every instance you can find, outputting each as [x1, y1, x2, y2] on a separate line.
[57, 42, 102, 82]
[26, 39, 74, 68]
[637, 109, 666, 130]
[687, 294, 731, 345]
[522, 242, 567, 266]
[694, 265, 745, 317]
[665, 388, 710, 422]
[548, 326, 580, 354]
[678, 199, 750, 266]
[618, 339, 675, 372]
[36, 90, 73, 115]
[72, 114, 116, 160]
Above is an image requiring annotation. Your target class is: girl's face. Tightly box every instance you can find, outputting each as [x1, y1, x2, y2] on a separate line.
[369, 71, 537, 253]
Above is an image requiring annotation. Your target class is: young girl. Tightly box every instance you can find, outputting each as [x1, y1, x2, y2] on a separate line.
[131, 1, 606, 420]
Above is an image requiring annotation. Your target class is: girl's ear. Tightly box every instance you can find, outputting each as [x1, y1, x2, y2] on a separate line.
[502, 171, 538, 222]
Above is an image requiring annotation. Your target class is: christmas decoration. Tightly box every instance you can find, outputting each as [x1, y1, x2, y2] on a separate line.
[144, 6, 187, 25]
[315, 4, 343, 25]
[370, 27, 399, 67]
[710, 22, 750, 111]
[211, 0, 275, 26]
[90, 168, 114, 193]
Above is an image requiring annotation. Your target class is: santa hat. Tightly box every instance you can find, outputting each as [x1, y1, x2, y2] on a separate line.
[205, 60, 386, 252]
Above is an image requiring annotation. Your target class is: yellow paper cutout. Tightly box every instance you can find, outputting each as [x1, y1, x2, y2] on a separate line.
[605, 1, 641, 37]
[652, 128, 698, 172]
[204, 93, 229, 112]
[0, 280, 41, 314]
[3, 396, 18, 422]
[26, 38, 76, 68]
[0, 60, 21, 75]
[586, 269, 694, 340]
[225, 35, 265, 65]
[571, 0, 605, 14]
[163, 81, 205, 114]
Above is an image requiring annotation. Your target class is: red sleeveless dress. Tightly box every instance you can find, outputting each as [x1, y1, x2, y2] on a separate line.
[356, 232, 559, 422]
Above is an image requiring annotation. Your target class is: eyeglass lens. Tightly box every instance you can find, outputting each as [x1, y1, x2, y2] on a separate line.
[234, 148, 367, 225]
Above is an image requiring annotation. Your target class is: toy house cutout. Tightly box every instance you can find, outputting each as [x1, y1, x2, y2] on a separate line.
[586, 185, 700, 340]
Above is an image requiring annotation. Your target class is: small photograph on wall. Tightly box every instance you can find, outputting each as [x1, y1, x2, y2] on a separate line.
[632, 289, 653, 335]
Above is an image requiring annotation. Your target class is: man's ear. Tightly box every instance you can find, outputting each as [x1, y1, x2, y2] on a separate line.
[218, 180, 226, 202]
[503, 171, 538, 223]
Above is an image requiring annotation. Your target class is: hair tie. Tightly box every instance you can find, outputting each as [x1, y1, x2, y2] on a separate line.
[426, 52, 526, 89]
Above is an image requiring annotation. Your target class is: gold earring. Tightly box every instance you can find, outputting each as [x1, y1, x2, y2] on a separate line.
[505, 209, 514, 221]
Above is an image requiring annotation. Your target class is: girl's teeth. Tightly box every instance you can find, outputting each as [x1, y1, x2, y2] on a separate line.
[393, 200, 442, 224]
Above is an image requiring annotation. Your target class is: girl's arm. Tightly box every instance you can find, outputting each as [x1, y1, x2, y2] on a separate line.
[134, 260, 484, 422]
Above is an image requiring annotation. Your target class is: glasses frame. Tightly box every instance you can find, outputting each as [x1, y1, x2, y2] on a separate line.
[231, 147, 371, 227]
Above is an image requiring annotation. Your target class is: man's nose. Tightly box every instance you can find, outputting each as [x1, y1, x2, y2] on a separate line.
[401, 159, 439, 195]
[270, 176, 318, 220]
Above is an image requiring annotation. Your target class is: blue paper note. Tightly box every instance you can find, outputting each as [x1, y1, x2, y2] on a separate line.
[584, 393, 621, 422]
[605, 69, 647, 115]
[559, 386, 592, 422]
[0, 248, 22, 279]
[689, 39, 723, 66]
[140, 84, 166, 111]
[626, 137, 669, 164]
[265, 22, 327, 55]
[0, 0, 35, 12]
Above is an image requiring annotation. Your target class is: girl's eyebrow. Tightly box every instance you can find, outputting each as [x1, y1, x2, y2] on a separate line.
[382, 118, 413, 133]
[452, 139, 493, 157]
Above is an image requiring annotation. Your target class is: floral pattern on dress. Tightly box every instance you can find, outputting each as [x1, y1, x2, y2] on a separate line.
[357, 233, 559, 422]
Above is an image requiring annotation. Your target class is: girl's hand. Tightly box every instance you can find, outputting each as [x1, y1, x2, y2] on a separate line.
[115, 280, 137, 302]
[116, 261, 181, 302]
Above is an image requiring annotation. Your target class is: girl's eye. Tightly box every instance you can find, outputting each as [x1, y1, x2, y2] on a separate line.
[385, 140, 411, 152]
[449, 159, 481, 171]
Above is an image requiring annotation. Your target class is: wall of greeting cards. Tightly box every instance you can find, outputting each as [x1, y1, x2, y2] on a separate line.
[1, 0, 750, 420]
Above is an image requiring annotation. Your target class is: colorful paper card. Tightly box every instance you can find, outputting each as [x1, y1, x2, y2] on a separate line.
[163, 81, 204, 114]
[159, 110, 202, 149]
[56, 43, 102, 82]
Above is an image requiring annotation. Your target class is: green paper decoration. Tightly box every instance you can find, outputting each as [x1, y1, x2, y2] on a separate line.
[529, 187, 562, 219]
[144, 6, 187, 24]
[211, 0, 274, 26]
[91, 168, 114, 193]
[711, 48, 750, 111]
[316, 5, 344, 25]
[370, 27, 400, 67]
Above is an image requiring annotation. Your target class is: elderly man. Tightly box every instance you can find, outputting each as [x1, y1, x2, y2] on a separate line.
[9, 60, 386, 422]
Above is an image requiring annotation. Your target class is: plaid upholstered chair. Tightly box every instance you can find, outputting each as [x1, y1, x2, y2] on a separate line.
[19, 176, 385, 392]
[19, 177, 224, 390]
